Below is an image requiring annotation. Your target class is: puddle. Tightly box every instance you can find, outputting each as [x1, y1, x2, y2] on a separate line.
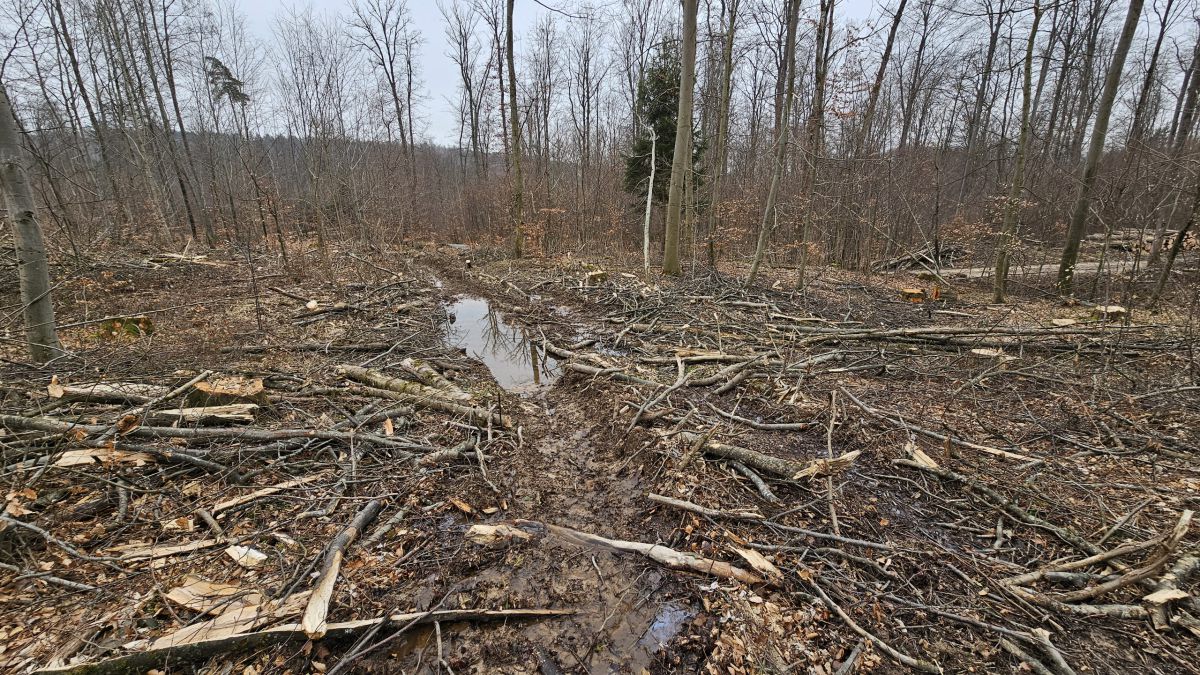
[637, 602, 693, 653]
[443, 296, 561, 393]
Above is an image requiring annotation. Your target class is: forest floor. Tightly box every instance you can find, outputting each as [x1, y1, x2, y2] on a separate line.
[0, 241, 1198, 675]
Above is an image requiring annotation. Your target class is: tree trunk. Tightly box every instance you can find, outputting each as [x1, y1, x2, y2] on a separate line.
[643, 123, 656, 272]
[1150, 173, 1198, 306]
[857, 0, 907, 155]
[1056, 0, 1144, 296]
[0, 85, 62, 362]
[507, 0, 525, 257]
[746, 0, 801, 286]
[706, 0, 739, 268]
[662, 0, 698, 276]
[993, 1, 1043, 303]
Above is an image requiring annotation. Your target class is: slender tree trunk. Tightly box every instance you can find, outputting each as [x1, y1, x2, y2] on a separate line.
[662, 0, 698, 276]
[1056, 0, 1144, 296]
[795, 0, 834, 286]
[1129, 0, 1174, 145]
[1150, 172, 1198, 306]
[50, 0, 129, 235]
[643, 122, 656, 272]
[857, 0, 907, 155]
[507, 0, 524, 257]
[746, 0, 800, 285]
[0, 85, 62, 362]
[706, 0, 739, 268]
[994, 1, 1043, 303]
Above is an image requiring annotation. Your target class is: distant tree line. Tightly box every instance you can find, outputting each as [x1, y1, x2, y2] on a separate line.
[0, 0, 1196, 300]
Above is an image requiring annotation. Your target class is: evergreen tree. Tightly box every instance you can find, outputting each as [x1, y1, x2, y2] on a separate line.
[624, 43, 702, 204]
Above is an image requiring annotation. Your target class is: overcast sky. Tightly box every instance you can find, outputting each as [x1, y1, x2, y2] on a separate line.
[244, 0, 879, 145]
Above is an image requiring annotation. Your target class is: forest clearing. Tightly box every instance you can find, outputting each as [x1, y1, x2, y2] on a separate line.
[2, 0, 1200, 672]
[0, 242, 1196, 674]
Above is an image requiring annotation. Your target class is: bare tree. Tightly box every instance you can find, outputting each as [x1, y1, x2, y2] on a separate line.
[662, 0, 697, 276]
[0, 83, 61, 362]
[994, 0, 1042, 303]
[746, 0, 800, 285]
[1057, 0, 1145, 295]
[506, 0, 524, 256]
[705, 0, 738, 267]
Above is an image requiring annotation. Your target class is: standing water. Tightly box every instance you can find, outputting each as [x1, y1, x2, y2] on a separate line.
[443, 296, 561, 394]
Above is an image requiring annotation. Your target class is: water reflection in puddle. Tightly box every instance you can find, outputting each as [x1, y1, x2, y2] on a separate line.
[638, 602, 693, 652]
[443, 296, 561, 393]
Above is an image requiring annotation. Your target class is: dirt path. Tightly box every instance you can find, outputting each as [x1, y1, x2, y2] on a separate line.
[408, 269, 698, 674]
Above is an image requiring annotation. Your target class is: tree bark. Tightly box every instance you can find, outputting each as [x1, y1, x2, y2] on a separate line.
[993, 2, 1042, 303]
[706, 0, 739, 268]
[507, 0, 525, 257]
[1056, 0, 1145, 296]
[662, 0, 697, 276]
[0, 85, 62, 362]
[746, 0, 801, 285]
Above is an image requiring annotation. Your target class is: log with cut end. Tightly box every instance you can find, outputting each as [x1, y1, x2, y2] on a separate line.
[400, 358, 468, 398]
[186, 376, 269, 407]
[347, 385, 511, 428]
[149, 404, 258, 424]
[48, 381, 169, 403]
[301, 499, 383, 638]
[339, 364, 471, 402]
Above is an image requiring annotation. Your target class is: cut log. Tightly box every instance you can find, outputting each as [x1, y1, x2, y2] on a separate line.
[339, 365, 471, 402]
[400, 358, 468, 398]
[186, 375, 269, 407]
[348, 385, 510, 428]
[48, 382, 168, 403]
[149, 404, 258, 424]
[302, 499, 383, 638]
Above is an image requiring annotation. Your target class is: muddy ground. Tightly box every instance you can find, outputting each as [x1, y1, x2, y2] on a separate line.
[1, 243, 1198, 674]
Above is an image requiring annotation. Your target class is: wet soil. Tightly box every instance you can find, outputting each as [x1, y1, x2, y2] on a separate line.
[1, 244, 1198, 675]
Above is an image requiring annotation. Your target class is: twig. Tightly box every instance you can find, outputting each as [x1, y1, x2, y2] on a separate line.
[805, 574, 940, 673]
[302, 500, 384, 638]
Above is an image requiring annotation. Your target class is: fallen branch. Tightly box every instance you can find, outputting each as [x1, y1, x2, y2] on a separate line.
[647, 493, 765, 521]
[0, 414, 421, 451]
[843, 389, 1032, 461]
[35, 608, 572, 675]
[302, 500, 383, 638]
[676, 431, 806, 478]
[480, 520, 763, 584]
[894, 459, 1100, 556]
[806, 574, 940, 673]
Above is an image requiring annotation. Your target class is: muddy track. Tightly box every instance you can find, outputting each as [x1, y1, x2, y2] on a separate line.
[391, 264, 702, 673]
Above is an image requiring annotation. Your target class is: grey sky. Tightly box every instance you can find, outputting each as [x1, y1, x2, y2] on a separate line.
[245, 0, 879, 145]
